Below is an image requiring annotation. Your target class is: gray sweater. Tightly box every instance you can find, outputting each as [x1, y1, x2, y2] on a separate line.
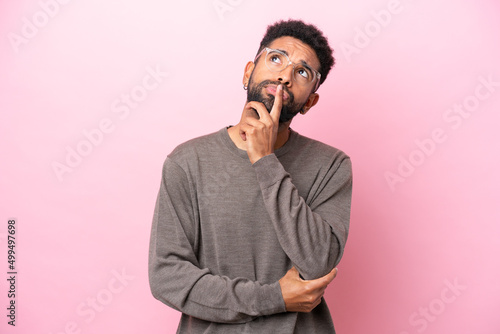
[149, 127, 352, 333]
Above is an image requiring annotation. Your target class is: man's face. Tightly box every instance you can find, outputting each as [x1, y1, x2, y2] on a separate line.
[245, 36, 321, 124]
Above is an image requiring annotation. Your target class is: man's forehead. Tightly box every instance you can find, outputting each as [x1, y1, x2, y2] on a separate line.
[266, 36, 320, 71]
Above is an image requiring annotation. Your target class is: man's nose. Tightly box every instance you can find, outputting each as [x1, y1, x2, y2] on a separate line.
[277, 64, 294, 87]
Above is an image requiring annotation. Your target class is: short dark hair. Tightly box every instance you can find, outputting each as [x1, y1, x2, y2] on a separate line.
[257, 19, 335, 87]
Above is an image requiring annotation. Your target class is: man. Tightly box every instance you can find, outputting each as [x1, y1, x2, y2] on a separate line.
[149, 19, 352, 333]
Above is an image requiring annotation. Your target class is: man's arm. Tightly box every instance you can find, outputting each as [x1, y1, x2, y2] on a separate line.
[240, 85, 353, 280]
[253, 153, 352, 280]
[148, 157, 337, 322]
[148, 157, 285, 323]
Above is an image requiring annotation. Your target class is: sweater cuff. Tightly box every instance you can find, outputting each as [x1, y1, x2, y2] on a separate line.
[252, 154, 288, 189]
[257, 281, 287, 315]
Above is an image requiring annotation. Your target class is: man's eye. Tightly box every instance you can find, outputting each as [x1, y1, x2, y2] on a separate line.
[297, 68, 310, 79]
[270, 55, 282, 64]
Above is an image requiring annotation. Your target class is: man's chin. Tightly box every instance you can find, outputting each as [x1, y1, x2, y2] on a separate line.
[279, 111, 299, 124]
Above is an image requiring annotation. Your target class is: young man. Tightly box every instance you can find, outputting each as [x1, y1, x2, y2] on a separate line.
[149, 19, 352, 333]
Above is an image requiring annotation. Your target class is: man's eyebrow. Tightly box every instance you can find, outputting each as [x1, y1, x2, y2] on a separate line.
[276, 48, 313, 68]
[276, 48, 289, 56]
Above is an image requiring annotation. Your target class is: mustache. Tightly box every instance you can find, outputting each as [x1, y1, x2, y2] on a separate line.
[254, 80, 294, 103]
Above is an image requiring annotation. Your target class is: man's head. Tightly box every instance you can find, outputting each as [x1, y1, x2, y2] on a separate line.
[243, 20, 335, 124]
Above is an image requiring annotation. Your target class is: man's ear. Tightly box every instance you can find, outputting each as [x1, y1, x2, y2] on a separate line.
[242, 61, 255, 87]
[301, 93, 319, 115]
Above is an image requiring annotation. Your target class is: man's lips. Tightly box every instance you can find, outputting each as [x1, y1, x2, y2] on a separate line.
[265, 85, 289, 100]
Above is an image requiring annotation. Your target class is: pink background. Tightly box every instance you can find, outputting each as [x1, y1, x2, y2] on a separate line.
[1, 1, 499, 333]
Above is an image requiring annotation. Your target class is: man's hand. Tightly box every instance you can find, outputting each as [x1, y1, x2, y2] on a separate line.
[239, 84, 283, 164]
[279, 266, 338, 313]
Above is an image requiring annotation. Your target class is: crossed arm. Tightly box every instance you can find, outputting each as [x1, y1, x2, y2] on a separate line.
[148, 158, 348, 323]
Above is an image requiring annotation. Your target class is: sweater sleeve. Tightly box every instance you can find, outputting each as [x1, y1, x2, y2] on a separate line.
[252, 153, 352, 280]
[148, 157, 286, 323]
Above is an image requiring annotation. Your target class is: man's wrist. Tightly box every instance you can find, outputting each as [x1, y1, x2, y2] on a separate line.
[249, 152, 272, 164]
[251, 153, 286, 185]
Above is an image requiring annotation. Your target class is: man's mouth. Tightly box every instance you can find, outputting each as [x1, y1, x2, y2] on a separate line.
[265, 85, 289, 101]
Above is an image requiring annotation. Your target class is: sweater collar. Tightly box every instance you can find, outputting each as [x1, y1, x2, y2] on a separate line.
[218, 126, 298, 160]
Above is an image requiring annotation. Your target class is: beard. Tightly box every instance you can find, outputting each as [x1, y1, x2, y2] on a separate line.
[246, 78, 307, 124]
